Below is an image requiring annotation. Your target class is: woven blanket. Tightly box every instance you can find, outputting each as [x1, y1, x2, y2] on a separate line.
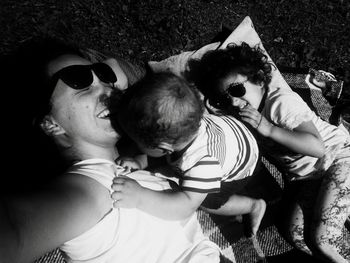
[33, 71, 350, 263]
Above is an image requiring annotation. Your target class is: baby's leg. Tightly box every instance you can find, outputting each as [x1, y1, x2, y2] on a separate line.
[311, 162, 350, 263]
[203, 194, 266, 236]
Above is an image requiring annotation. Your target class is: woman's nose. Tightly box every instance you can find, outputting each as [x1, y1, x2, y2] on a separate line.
[91, 72, 114, 92]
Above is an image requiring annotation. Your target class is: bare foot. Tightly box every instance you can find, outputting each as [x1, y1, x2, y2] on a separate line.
[248, 199, 266, 236]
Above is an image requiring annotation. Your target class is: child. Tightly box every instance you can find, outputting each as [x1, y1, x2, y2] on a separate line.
[108, 72, 266, 236]
[187, 42, 350, 263]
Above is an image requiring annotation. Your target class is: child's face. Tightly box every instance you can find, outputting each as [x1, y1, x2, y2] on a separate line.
[219, 73, 264, 110]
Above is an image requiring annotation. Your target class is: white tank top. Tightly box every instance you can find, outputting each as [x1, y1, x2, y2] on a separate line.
[60, 159, 220, 263]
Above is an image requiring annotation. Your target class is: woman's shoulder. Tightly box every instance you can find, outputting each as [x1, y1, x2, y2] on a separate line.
[51, 160, 115, 229]
[46, 171, 112, 243]
[60, 161, 113, 216]
[1, 166, 112, 263]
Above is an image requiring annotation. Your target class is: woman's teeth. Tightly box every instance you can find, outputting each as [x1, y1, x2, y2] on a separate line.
[97, 109, 110, 119]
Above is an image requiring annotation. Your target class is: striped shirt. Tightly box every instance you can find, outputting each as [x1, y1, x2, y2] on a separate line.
[166, 114, 259, 194]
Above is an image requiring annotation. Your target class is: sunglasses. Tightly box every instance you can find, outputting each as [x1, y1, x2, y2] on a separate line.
[209, 81, 247, 110]
[226, 82, 246, 97]
[50, 62, 117, 90]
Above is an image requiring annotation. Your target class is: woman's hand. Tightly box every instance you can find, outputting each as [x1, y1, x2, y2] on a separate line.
[238, 104, 273, 137]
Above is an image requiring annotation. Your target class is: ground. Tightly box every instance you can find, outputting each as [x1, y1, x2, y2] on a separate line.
[1, 0, 350, 81]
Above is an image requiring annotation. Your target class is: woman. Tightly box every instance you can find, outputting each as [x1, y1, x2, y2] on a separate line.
[0, 37, 220, 263]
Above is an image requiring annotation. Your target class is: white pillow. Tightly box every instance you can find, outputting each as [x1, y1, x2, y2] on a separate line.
[148, 42, 220, 77]
[148, 16, 291, 90]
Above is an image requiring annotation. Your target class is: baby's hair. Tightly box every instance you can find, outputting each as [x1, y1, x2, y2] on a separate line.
[186, 42, 274, 106]
[111, 71, 204, 147]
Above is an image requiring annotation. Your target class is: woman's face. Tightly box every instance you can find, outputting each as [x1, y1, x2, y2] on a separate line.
[219, 73, 265, 110]
[46, 54, 128, 147]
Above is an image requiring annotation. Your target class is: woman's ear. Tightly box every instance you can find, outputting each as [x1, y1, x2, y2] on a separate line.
[40, 115, 65, 136]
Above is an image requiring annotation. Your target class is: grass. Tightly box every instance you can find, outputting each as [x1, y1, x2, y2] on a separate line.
[1, 0, 349, 80]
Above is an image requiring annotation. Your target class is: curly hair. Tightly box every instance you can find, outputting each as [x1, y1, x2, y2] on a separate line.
[186, 42, 274, 108]
[110, 72, 204, 147]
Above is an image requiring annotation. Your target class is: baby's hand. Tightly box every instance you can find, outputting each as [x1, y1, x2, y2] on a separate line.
[115, 156, 142, 172]
[239, 104, 273, 137]
[111, 176, 143, 208]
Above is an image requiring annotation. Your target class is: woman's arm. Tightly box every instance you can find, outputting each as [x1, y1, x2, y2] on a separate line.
[0, 174, 110, 263]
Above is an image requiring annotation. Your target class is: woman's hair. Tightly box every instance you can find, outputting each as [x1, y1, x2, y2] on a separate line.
[1, 37, 86, 192]
[109, 71, 204, 147]
[186, 42, 274, 107]
[14, 37, 87, 124]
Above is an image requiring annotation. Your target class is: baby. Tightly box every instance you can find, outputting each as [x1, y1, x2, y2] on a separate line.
[108, 72, 266, 236]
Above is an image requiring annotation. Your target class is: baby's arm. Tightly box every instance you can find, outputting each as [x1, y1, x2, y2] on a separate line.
[240, 105, 325, 158]
[116, 154, 148, 170]
[116, 136, 149, 170]
[112, 176, 207, 220]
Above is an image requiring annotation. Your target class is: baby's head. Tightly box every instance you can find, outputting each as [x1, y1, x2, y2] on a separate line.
[109, 71, 204, 157]
[187, 42, 274, 110]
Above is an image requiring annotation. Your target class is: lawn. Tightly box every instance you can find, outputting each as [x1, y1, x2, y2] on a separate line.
[1, 0, 349, 81]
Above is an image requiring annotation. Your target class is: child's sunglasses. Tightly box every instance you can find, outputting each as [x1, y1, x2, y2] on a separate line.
[209, 82, 246, 110]
[50, 63, 117, 90]
[226, 82, 246, 97]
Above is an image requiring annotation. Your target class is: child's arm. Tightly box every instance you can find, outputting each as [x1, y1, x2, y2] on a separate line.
[239, 105, 325, 158]
[112, 176, 207, 220]
[116, 154, 148, 170]
[116, 136, 149, 170]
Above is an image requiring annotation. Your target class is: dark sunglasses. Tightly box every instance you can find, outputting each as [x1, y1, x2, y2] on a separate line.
[50, 62, 117, 90]
[209, 81, 247, 110]
[226, 82, 246, 97]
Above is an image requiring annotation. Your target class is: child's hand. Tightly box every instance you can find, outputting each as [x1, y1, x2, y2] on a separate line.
[111, 176, 143, 208]
[239, 104, 273, 137]
[115, 156, 142, 171]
